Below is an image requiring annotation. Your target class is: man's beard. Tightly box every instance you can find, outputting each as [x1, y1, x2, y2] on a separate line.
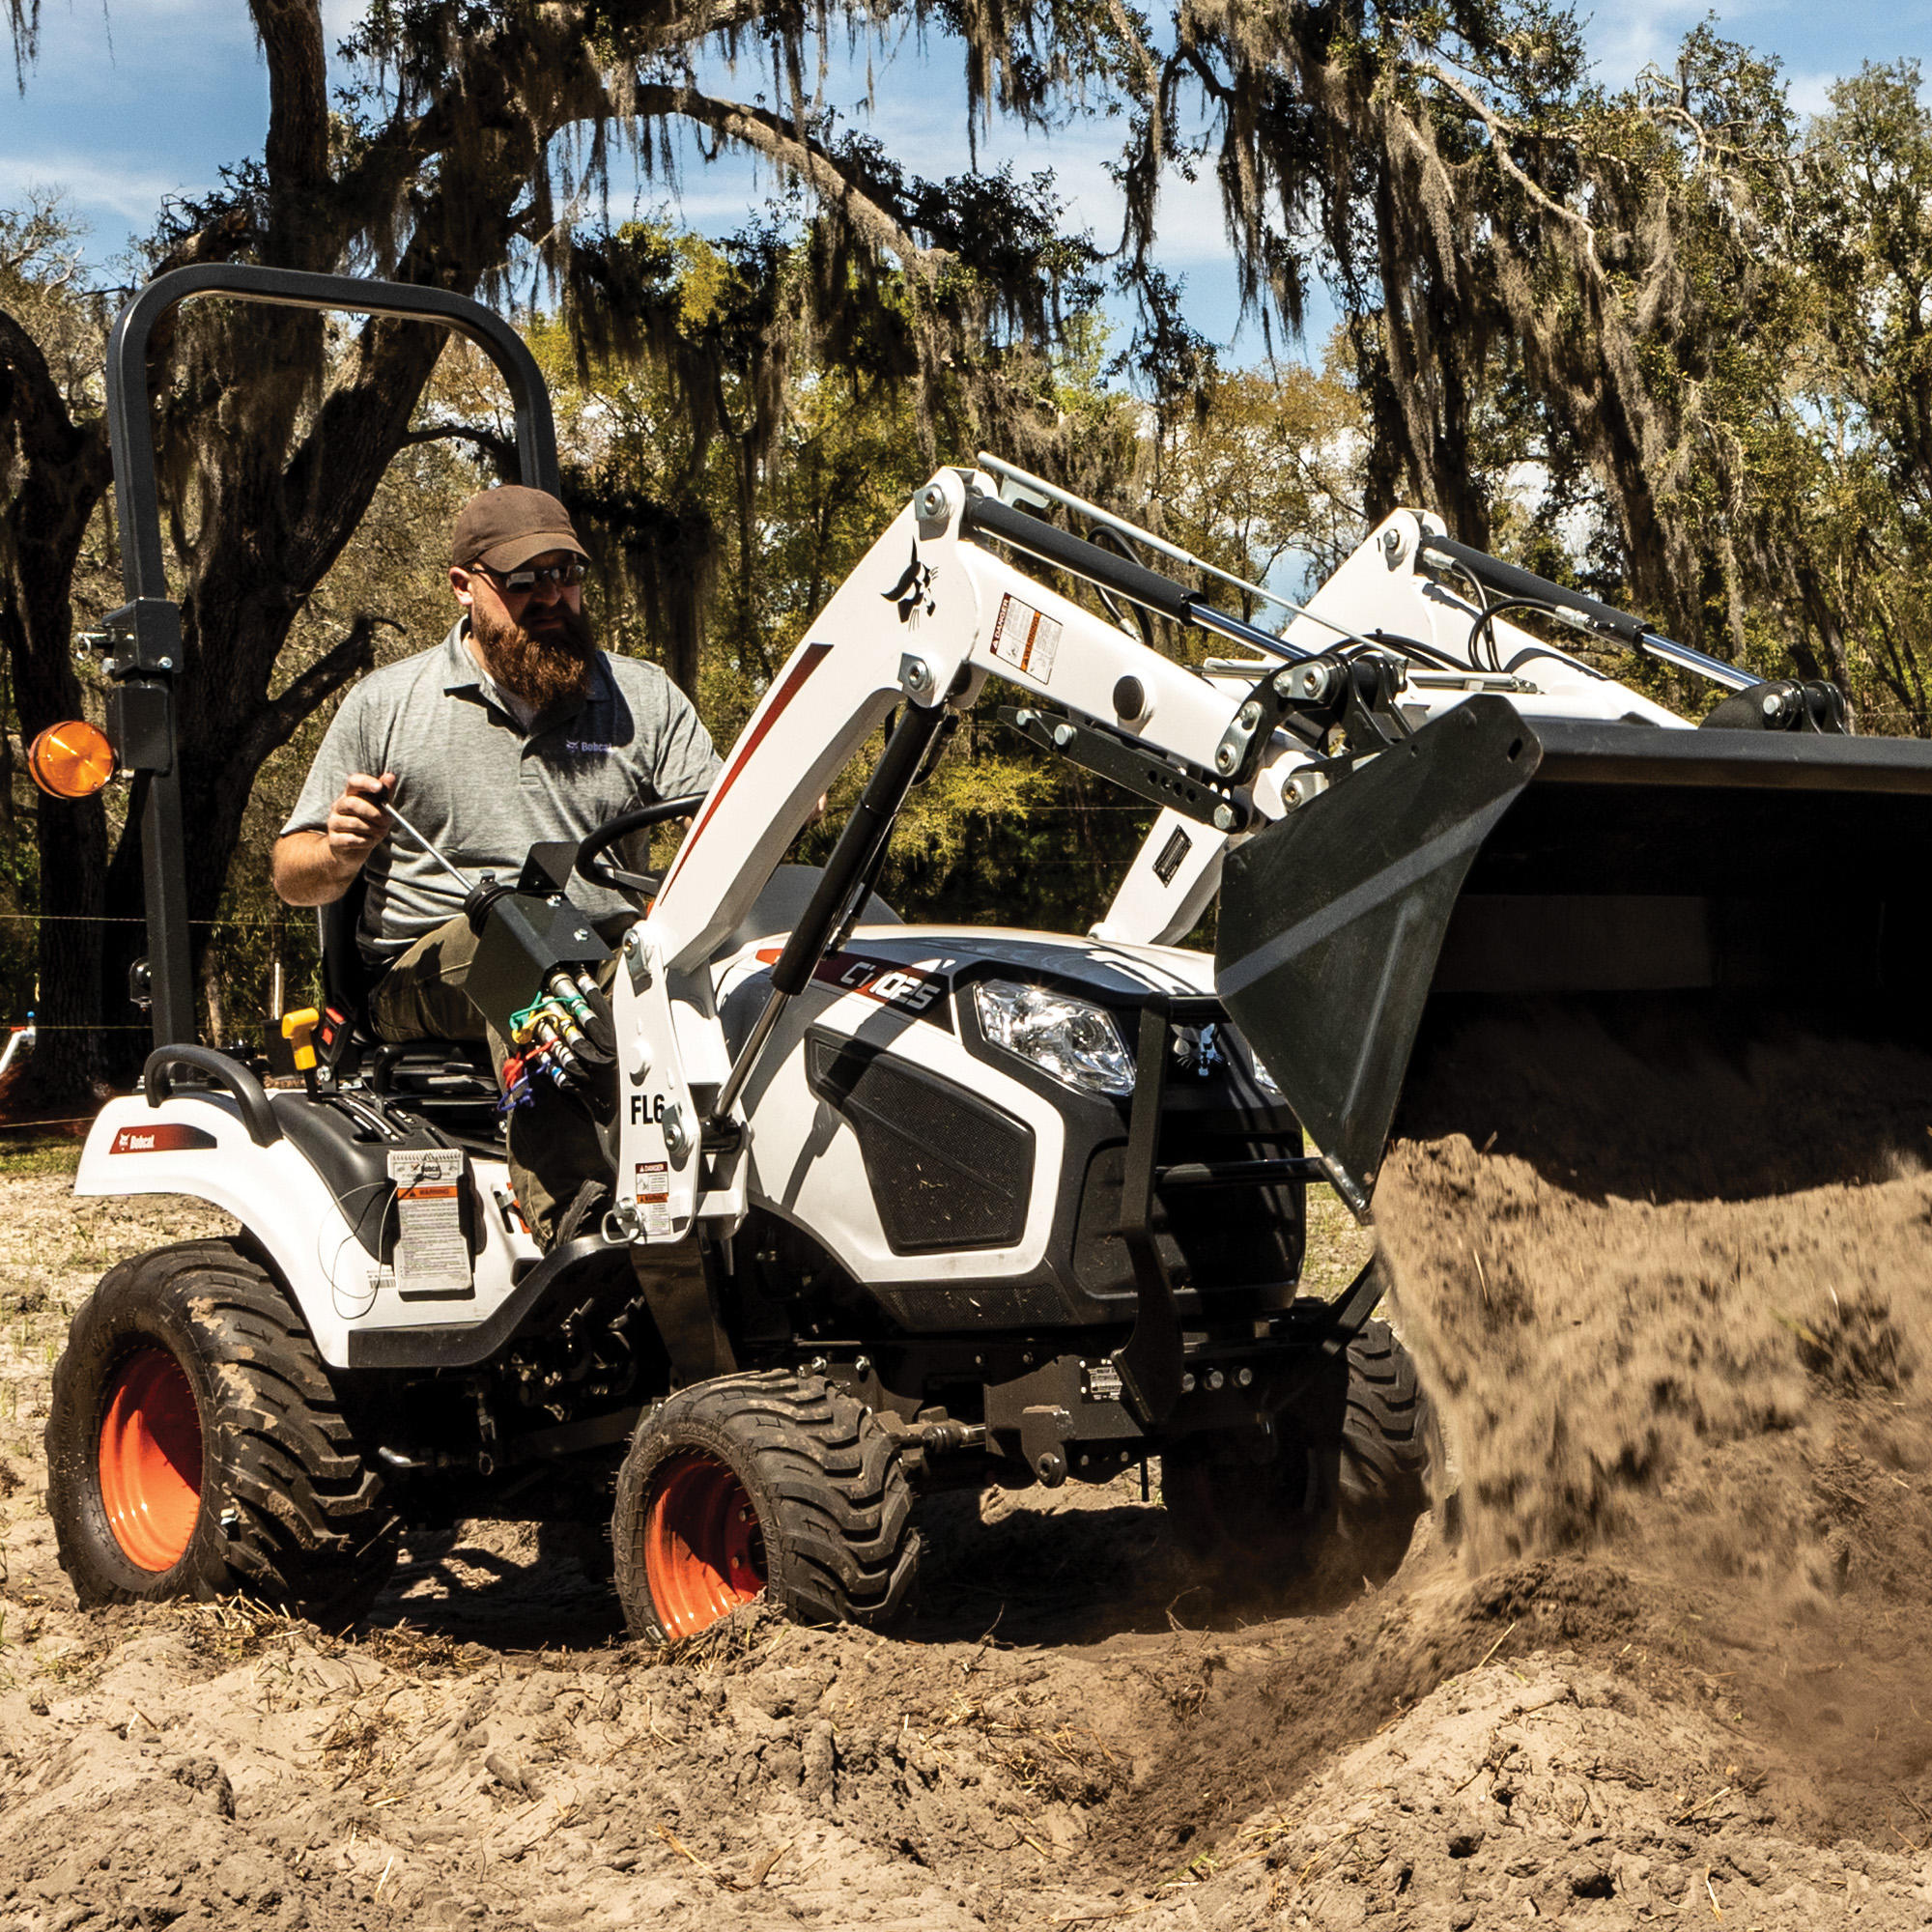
[470, 596, 596, 712]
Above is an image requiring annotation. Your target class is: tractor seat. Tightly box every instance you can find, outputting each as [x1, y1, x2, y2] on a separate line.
[317, 877, 501, 1139]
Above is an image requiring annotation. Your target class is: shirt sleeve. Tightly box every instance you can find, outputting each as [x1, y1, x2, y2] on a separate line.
[648, 672, 724, 800]
[279, 685, 375, 838]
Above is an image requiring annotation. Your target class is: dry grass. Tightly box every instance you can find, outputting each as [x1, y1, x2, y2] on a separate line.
[1300, 1181, 1374, 1299]
[0, 1134, 83, 1180]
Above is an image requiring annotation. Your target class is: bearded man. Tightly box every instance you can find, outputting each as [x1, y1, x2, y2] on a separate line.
[272, 485, 720, 1246]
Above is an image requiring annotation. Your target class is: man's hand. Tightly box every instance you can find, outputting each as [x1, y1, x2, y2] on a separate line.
[271, 771, 397, 906]
[327, 772, 397, 867]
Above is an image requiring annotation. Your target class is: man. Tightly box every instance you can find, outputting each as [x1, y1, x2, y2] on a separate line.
[273, 484, 721, 1246]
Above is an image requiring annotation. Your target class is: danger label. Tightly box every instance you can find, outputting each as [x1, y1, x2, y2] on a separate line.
[989, 595, 1062, 684]
[635, 1160, 672, 1239]
[388, 1148, 472, 1297]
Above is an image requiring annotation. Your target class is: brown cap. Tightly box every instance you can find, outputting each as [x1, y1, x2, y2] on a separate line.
[450, 486, 589, 574]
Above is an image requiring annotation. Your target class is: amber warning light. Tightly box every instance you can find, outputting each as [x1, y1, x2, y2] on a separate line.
[28, 720, 116, 799]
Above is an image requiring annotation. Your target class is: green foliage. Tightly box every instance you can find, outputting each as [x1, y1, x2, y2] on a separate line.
[13, 7, 1932, 1091]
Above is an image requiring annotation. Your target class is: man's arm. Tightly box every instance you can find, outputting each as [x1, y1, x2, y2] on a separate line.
[271, 771, 397, 906]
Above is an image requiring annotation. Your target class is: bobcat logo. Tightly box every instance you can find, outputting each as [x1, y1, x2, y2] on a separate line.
[882, 542, 937, 626]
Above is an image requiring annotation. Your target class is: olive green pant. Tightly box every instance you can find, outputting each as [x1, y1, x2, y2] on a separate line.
[370, 913, 621, 1248]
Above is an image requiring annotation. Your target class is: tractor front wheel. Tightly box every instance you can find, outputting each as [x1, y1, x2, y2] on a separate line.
[44, 1240, 398, 1628]
[612, 1372, 919, 1642]
[1162, 1321, 1436, 1596]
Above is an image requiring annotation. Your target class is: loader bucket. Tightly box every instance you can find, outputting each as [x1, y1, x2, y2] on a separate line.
[1215, 695, 1932, 1214]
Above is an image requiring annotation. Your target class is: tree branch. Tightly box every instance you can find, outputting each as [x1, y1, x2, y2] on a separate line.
[400, 421, 518, 474]
[632, 81, 952, 275]
[241, 613, 402, 772]
[252, 0, 331, 260]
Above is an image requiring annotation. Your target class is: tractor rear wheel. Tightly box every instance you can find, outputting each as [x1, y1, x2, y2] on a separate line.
[1162, 1321, 1435, 1594]
[44, 1240, 397, 1628]
[612, 1372, 919, 1642]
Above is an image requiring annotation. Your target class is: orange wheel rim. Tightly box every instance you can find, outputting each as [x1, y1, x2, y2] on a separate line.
[643, 1453, 766, 1638]
[98, 1347, 203, 1572]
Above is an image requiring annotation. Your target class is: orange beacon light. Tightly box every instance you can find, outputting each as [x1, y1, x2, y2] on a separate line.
[27, 720, 117, 799]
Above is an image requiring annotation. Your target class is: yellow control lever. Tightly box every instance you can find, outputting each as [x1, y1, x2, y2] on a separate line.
[280, 1006, 321, 1073]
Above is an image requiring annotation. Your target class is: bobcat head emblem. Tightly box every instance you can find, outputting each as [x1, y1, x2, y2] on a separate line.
[882, 542, 937, 626]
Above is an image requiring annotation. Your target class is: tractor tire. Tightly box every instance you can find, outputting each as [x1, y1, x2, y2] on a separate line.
[1330, 1320, 1435, 1579]
[44, 1239, 398, 1628]
[1162, 1321, 1435, 1593]
[611, 1371, 920, 1643]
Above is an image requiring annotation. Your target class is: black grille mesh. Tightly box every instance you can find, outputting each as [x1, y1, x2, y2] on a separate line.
[807, 1036, 1035, 1254]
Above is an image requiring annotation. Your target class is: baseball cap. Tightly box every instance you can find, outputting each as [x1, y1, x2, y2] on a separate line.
[450, 486, 590, 573]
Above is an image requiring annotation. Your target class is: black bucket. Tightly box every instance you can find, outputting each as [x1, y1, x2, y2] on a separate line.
[1215, 695, 1932, 1213]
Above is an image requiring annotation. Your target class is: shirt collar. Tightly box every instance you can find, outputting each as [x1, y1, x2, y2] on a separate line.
[440, 617, 611, 731]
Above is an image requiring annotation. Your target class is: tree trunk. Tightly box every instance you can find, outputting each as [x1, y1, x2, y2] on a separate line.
[0, 308, 115, 1104]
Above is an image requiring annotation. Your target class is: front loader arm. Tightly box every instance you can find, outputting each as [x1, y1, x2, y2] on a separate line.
[615, 467, 1289, 1245]
[648, 468, 1261, 973]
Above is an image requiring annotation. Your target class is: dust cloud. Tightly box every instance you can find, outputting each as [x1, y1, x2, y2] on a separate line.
[1376, 1000, 1932, 1846]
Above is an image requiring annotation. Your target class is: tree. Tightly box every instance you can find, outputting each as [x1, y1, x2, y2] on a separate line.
[0, 0, 1113, 1097]
[1116, 6, 1819, 642]
[1796, 62, 1932, 729]
[0, 199, 121, 1088]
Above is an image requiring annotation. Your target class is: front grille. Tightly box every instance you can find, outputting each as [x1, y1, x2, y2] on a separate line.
[1073, 1128, 1303, 1301]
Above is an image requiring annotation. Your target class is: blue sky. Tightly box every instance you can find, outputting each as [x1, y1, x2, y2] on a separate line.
[4, 0, 1928, 353]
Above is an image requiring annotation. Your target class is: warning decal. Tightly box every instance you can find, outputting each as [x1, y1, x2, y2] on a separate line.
[387, 1148, 472, 1297]
[988, 595, 1062, 685]
[636, 1160, 672, 1238]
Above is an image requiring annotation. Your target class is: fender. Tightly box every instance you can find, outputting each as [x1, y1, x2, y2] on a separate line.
[77, 1093, 535, 1367]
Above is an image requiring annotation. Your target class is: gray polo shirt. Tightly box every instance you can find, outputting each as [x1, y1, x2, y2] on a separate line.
[282, 620, 721, 962]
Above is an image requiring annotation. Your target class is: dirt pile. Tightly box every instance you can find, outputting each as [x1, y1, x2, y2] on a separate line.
[1376, 1002, 1932, 1845]
[9, 1515, 1932, 1931]
[6, 1107, 1932, 1930]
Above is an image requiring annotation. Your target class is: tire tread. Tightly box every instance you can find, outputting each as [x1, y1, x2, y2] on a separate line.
[45, 1239, 396, 1627]
[613, 1370, 919, 1639]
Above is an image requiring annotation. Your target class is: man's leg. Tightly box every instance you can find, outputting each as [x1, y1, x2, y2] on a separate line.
[370, 916, 616, 1248]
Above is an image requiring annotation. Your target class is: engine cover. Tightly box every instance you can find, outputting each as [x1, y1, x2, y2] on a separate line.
[717, 926, 1306, 1334]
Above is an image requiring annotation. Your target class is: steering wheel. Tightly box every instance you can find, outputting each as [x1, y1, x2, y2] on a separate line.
[575, 792, 710, 895]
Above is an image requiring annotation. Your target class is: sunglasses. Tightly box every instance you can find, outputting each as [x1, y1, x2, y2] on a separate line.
[473, 560, 589, 593]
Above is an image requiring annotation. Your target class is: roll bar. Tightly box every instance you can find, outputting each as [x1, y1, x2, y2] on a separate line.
[99, 266, 561, 1051]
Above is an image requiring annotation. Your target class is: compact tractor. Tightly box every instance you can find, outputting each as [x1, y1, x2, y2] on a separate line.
[39, 268, 1932, 1637]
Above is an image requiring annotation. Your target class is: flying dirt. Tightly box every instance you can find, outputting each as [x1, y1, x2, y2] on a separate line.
[1378, 1000, 1932, 1848]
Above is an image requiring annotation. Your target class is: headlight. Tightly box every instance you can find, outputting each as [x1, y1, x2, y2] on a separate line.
[972, 980, 1136, 1097]
[1245, 1041, 1285, 1097]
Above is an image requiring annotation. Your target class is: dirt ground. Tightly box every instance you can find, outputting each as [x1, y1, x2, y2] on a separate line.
[6, 1046, 1932, 1931]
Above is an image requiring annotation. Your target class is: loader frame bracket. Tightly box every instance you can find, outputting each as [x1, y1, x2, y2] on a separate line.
[998, 705, 1248, 830]
[1210, 653, 1411, 785]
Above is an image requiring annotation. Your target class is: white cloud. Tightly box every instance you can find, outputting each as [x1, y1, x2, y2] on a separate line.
[0, 152, 196, 225]
[1581, 0, 1706, 83]
[1786, 68, 1839, 121]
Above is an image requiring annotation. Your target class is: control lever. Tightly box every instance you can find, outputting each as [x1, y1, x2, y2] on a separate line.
[376, 784, 612, 1108]
[380, 786, 480, 897]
